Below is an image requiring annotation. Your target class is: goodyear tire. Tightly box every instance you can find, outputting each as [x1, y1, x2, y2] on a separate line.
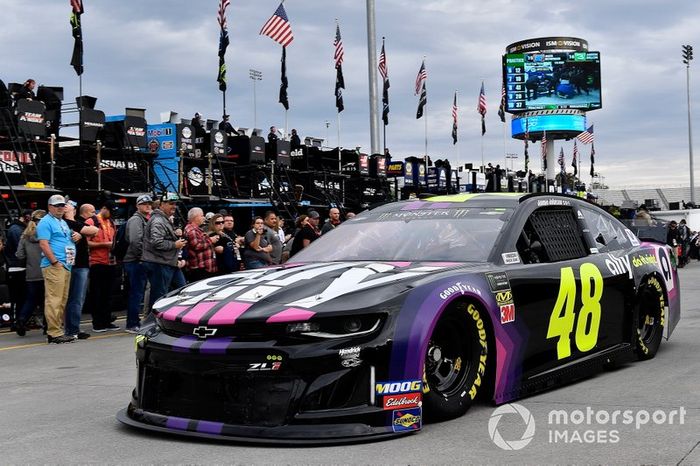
[422, 302, 488, 422]
[634, 276, 665, 360]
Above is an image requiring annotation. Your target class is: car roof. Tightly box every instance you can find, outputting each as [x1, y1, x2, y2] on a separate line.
[366, 192, 596, 214]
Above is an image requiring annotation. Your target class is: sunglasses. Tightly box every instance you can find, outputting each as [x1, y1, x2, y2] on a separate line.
[215, 221, 225, 225]
[53, 203, 66, 207]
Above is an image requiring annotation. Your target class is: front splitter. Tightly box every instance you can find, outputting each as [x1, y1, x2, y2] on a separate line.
[117, 408, 412, 446]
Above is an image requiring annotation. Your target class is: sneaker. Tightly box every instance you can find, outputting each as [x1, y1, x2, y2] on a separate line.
[125, 326, 140, 334]
[106, 323, 121, 331]
[76, 332, 91, 340]
[92, 327, 108, 333]
[15, 325, 26, 337]
[48, 335, 76, 344]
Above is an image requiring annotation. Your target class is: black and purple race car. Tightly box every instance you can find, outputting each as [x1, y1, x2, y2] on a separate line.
[117, 193, 681, 443]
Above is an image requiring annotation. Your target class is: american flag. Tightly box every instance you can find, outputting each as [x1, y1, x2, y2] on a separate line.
[572, 140, 578, 176]
[576, 124, 594, 144]
[379, 39, 390, 125]
[334, 24, 344, 68]
[558, 147, 565, 171]
[452, 91, 458, 145]
[217, 0, 230, 29]
[478, 81, 486, 135]
[378, 42, 388, 80]
[71, 0, 83, 14]
[260, 3, 294, 47]
[497, 83, 506, 123]
[541, 130, 547, 170]
[415, 60, 427, 95]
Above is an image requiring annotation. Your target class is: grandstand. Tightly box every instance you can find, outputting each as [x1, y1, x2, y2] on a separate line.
[592, 186, 700, 210]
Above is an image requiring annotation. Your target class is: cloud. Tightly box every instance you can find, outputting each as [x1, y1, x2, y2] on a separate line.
[1, 0, 698, 188]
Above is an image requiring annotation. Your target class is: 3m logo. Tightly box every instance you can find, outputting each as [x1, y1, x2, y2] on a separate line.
[375, 380, 422, 395]
[500, 304, 515, 324]
[496, 290, 513, 305]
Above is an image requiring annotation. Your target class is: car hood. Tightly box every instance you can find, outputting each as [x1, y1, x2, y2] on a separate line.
[153, 261, 490, 325]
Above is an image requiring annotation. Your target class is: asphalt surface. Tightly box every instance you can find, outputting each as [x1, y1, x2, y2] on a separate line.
[1, 264, 699, 464]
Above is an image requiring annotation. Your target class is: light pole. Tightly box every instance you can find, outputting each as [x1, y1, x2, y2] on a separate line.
[249, 69, 262, 130]
[683, 45, 695, 205]
[505, 153, 519, 173]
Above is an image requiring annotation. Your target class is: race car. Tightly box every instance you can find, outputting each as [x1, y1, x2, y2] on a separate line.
[117, 193, 681, 444]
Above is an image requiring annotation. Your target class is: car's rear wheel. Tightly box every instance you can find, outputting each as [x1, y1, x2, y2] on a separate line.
[634, 276, 665, 360]
[422, 302, 488, 421]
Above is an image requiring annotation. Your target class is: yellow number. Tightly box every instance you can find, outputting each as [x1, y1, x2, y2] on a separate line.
[547, 263, 604, 359]
[547, 267, 577, 359]
[575, 263, 603, 352]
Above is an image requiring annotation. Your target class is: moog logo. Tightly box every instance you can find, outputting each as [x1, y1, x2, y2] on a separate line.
[375, 380, 421, 395]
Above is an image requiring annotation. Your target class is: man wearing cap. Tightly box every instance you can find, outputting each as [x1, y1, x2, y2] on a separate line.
[36, 195, 81, 344]
[85, 201, 119, 332]
[290, 210, 320, 257]
[63, 201, 98, 340]
[142, 193, 187, 312]
[122, 194, 153, 333]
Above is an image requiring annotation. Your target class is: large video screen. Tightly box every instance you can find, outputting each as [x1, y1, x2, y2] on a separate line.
[504, 51, 601, 112]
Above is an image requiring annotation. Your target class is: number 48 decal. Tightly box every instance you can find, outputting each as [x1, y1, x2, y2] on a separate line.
[547, 263, 604, 360]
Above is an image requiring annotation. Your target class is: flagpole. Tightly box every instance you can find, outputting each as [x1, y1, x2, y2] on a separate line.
[222, 90, 226, 121]
[337, 112, 341, 171]
[424, 56, 428, 168]
[284, 109, 288, 140]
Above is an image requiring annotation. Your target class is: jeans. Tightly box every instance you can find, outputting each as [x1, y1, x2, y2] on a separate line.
[124, 261, 147, 328]
[64, 267, 89, 335]
[143, 262, 176, 312]
[171, 269, 186, 290]
[245, 259, 267, 270]
[17, 280, 44, 326]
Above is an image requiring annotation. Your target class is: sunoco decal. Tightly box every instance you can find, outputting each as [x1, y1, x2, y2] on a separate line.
[392, 407, 422, 432]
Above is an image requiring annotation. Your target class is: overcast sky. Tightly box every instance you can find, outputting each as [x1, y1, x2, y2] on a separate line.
[2, 0, 699, 188]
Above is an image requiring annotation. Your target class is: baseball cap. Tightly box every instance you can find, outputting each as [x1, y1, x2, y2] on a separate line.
[136, 194, 153, 205]
[48, 194, 66, 206]
[307, 210, 320, 219]
[160, 192, 180, 203]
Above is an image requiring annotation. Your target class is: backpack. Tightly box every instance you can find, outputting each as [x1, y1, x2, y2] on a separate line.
[112, 222, 129, 261]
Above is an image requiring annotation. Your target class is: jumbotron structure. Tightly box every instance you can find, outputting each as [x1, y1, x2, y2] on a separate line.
[503, 37, 602, 186]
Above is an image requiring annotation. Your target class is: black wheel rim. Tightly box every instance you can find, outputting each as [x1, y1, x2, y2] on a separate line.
[425, 313, 471, 398]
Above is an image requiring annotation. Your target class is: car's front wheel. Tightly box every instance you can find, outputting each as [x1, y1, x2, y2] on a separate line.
[422, 302, 489, 421]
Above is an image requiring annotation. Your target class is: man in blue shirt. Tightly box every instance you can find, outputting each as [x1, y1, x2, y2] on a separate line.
[36, 195, 80, 344]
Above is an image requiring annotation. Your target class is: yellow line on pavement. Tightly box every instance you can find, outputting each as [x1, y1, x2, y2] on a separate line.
[0, 331, 132, 351]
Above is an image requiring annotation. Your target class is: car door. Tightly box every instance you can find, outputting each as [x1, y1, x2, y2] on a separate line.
[503, 200, 630, 381]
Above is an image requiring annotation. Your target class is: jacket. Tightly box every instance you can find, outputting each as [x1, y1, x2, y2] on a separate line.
[5, 220, 25, 267]
[141, 209, 179, 267]
[123, 211, 149, 263]
[15, 235, 43, 282]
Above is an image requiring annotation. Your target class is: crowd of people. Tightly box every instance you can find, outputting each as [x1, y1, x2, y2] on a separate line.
[0, 195, 353, 344]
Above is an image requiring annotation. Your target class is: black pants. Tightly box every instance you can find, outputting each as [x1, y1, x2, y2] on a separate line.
[88, 264, 116, 329]
[7, 270, 26, 324]
[185, 268, 212, 284]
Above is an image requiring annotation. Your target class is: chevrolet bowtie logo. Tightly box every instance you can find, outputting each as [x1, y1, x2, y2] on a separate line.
[193, 326, 217, 339]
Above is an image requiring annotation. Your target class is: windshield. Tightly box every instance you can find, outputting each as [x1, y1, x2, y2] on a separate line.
[291, 207, 511, 263]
